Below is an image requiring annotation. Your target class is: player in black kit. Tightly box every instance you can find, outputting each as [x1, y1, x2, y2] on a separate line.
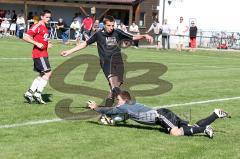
[60, 15, 153, 106]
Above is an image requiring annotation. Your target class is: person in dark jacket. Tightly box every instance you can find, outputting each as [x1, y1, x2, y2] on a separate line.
[189, 21, 198, 52]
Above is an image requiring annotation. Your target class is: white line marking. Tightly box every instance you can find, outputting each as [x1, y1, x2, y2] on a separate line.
[154, 96, 240, 109]
[0, 57, 70, 60]
[1, 96, 240, 129]
[0, 118, 62, 129]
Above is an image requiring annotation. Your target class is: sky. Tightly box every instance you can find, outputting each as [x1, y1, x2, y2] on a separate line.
[163, 0, 240, 31]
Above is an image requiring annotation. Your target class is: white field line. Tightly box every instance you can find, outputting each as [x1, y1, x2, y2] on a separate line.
[0, 57, 70, 60]
[0, 118, 63, 129]
[153, 96, 240, 109]
[1, 96, 240, 129]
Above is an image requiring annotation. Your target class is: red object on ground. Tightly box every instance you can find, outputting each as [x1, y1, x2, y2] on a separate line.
[217, 44, 228, 49]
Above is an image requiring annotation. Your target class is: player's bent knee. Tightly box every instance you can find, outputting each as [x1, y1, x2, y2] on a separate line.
[40, 71, 52, 80]
[170, 127, 184, 136]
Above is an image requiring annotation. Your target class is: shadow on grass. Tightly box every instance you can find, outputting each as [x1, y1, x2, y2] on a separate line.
[23, 93, 53, 104]
[87, 121, 221, 138]
[42, 94, 52, 103]
[87, 121, 168, 134]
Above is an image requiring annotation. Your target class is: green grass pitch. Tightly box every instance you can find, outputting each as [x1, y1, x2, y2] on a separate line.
[0, 38, 239, 159]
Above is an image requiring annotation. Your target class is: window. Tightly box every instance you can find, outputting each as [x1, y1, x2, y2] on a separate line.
[139, 12, 145, 27]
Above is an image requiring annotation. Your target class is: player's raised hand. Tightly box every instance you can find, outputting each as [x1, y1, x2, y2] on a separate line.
[145, 34, 153, 43]
[60, 50, 71, 57]
[87, 100, 97, 110]
[36, 42, 44, 49]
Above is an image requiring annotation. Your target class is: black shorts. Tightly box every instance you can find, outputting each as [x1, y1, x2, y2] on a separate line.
[33, 57, 51, 74]
[100, 55, 124, 83]
[156, 108, 189, 132]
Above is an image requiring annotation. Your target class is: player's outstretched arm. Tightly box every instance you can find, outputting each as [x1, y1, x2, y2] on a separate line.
[23, 33, 43, 49]
[60, 41, 87, 57]
[133, 34, 153, 43]
[88, 102, 122, 116]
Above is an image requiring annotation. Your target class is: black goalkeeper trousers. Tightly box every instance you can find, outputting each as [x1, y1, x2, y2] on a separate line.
[156, 108, 189, 132]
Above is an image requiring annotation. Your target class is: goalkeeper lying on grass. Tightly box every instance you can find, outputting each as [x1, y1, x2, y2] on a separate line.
[87, 90, 231, 138]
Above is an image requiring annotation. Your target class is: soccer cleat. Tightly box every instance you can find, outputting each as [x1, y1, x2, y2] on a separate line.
[204, 125, 214, 138]
[214, 109, 231, 118]
[23, 92, 34, 104]
[33, 92, 46, 104]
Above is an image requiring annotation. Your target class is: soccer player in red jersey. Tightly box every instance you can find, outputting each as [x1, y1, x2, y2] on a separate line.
[23, 10, 52, 104]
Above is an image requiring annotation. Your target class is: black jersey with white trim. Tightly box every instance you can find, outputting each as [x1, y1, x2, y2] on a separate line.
[86, 28, 133, 60]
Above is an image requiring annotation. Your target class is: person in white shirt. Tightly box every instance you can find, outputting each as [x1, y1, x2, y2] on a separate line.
[129, 21, 140, 48]
[118, 22, 127, 32]
[146, 20, 162, 50]
[118, 22, 130, 48]
[1, 18, 10, 35]
[16, 14, 25, 39]
[70, 18, 82, 44]
[174, 17, 189, 51]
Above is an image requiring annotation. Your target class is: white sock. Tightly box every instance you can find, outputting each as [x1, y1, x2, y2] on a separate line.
[29, 77, 41, 93]
[36, 78, 48, 93]
[34, 91, 41, 98]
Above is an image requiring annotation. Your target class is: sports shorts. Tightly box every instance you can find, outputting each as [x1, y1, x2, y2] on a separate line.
[100, 54, 124, 83]
[33, 57, 51, 74]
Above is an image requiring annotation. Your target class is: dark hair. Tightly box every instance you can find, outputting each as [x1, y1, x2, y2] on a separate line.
[103, 15, 115, 24]
[118, 90, 131, 101]
[41, 10, 51, 16]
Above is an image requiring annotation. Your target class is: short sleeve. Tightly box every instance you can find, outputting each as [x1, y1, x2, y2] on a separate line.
[26, 24, 39, 37]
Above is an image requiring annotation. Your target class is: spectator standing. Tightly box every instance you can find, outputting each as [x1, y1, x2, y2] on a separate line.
[189, 21, 198, 52]
[9, 10, 17, 36]
[11, 10, 17, 22]
[16, 14, 25, 38]
[16, 10, 24, 37]
[82, 14, 93, 38]
[161, 19, 171, 50]
[146, 20, 162, 50]
[129, 21, 140, 48]
[174, 17, 188, 52]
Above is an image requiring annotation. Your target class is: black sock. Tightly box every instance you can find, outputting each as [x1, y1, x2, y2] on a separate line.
[111, 87, 121, 98]
[28, 89, 34, 94]
[191, 126, 206, 134]
[195, 113, 218, 127]
[105, 98, 114, 107]
[182, 125, 206, 136]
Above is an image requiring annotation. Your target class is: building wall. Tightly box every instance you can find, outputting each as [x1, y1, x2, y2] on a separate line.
[137, 0, 159, 32]
[1, 0, 160, 30]
[0, 3, 106, 25]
